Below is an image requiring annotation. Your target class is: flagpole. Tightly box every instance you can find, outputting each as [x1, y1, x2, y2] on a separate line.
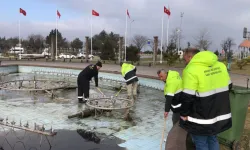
[56, 9, 58, 60]
[166, 16, 170, 51]
[19, 14, 21, 47]
[160, 15, 164, 64]
[91, 14, 93, 56]
[124, 9, 128, 62]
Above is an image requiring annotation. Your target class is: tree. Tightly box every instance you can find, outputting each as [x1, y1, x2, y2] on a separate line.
[126, 45, 140, 62]
[90, 30, 119, 55]
[194, 28, 212, 50]
[100, 38, 115, 60]
[168, 28, 184, 49]
[221, 37, 236, 60]
[71, 38, 83, 54]
[163, 42, 180, 66]
[45, 29, 67, 49]
[27, 34, 45, 53]
[132, 35, 147, 51]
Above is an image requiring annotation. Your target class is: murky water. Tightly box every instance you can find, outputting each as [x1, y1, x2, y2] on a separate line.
[0, 73, 166, 150]
[0, 129, 126, 150]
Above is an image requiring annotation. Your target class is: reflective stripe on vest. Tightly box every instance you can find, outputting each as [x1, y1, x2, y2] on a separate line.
[171, 103, 182, 108]
[125, 76, 138, 82]
[183, 86, 229, 97]
[166, 89, 182, 96]
[188, 113, 231, 125]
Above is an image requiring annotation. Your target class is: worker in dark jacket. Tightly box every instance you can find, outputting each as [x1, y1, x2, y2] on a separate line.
[157, 69, 187, 150]
[120, 62, 138, 100]
[180, 49, 232, 150]
[77, 61, 102, 103]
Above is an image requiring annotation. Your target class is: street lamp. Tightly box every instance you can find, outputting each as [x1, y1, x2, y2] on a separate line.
[178, 12, 184, 52]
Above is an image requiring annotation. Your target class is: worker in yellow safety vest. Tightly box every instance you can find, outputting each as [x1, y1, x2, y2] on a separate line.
[120, 62, 139, 100]
[180, 49, 232, 150]
[157, 69, 187, 150]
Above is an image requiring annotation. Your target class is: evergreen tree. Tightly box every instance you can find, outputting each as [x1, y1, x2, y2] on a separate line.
[163, 42, 179, 66]
[126, 45, 140, 62]
[100, 39, 115, 60]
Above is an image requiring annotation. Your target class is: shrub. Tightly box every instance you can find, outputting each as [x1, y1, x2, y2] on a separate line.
[236, 60, 248, 70]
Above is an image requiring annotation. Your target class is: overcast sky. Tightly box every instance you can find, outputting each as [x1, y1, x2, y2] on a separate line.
[0, 0, 250, 51]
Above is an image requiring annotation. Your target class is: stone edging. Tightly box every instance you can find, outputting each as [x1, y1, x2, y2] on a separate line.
[0, 64, 159, 80]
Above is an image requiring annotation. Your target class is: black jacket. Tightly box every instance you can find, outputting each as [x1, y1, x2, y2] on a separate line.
[78, 64, 99, 87]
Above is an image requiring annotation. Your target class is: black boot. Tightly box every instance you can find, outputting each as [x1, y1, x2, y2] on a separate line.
[78, 99, 86, 103]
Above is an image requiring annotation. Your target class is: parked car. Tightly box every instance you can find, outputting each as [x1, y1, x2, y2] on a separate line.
[77, 53, 94, 59]
[59, 53, 76, 59]
[77, 53, 86, 59]
[88, 54, 94, 59]
[9, 47, 24, 54]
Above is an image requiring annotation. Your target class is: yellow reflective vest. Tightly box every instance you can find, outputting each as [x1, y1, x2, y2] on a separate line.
[164, 70, 183, 113]
[121, 63, 138, 85]
[180, 51, 232, 136]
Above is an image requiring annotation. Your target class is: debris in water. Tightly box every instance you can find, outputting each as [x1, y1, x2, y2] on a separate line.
[77, 129, 101, 144]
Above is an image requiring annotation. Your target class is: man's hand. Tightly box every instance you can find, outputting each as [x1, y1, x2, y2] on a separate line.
[164, 112, 169, 118]
[180, 116, 188, 121]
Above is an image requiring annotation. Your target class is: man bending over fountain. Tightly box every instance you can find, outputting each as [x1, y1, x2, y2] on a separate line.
[77, 61, 102, 103]
[157, 69, 187, 150]
[120, 62, 139, 100]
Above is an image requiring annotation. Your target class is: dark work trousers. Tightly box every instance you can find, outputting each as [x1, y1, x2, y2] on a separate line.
[172, 113, 180, 125]
[77, 76, 90, 101]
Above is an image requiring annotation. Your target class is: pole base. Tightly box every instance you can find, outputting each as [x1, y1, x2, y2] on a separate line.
[55, 56, 58, 60]
[160, 61, 162, 64]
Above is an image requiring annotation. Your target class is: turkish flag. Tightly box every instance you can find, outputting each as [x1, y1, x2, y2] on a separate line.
[127, 9, 130, 18]
[92, 10, 99, 16]
[57, 10, 61, 18]
[20, 8, 26, 16]
[164, 6, 171, 16]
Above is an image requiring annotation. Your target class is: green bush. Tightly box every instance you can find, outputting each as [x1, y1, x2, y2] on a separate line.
[126, 45, 140, 62]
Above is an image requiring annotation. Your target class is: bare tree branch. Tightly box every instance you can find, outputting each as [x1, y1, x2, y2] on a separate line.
[164, 28, 184, 50]
[221, 37, 236, 59]
[193, 28, 212, 50]
[132, 35, 147, 51]
[221, 37, 236, 53]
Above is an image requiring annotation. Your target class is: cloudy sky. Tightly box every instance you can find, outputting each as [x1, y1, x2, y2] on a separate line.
[0, 0, 250, 51]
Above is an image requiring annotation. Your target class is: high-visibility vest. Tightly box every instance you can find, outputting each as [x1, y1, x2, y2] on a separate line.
[164, 70, 182, 113]
[180, 50, 232, 135]
[121, 63, 138, 85]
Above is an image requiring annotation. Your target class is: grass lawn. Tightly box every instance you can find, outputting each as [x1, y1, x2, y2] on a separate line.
[229, 63, 250, 76]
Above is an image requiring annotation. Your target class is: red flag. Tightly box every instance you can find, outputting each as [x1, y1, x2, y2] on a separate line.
[127, 9, 130, 18]
[164, 6, 171, 16]
[57, 10, 61, 18]
[92, 10, 99, 16]
[20, 8, 26, 16]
